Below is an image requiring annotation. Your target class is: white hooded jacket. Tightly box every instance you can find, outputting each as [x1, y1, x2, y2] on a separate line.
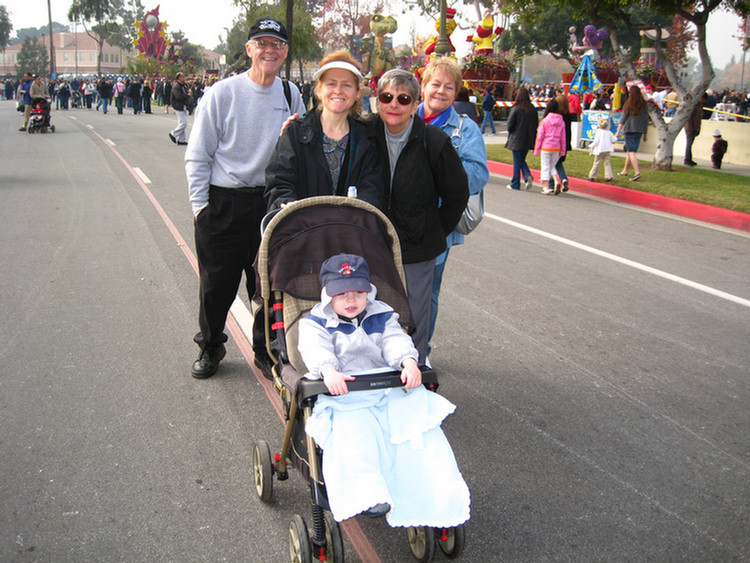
[297, 285, 418, 378]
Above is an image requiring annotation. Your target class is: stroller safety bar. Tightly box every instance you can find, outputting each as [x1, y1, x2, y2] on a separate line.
[297, 367, 438, 402]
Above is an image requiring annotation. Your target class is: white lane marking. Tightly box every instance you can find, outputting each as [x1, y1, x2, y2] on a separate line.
[86, 124, 94, 129]
[133, 167, 151, 184]
[486, 212, 750, 308]
[106, 139, 116, 146]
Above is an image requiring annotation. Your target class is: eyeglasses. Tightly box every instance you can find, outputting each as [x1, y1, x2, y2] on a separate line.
[378, 92, 413, 106]
[251, 38, 287, 50]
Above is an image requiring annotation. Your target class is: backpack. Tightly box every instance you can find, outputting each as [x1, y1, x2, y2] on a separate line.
[425, 114, 485, 236]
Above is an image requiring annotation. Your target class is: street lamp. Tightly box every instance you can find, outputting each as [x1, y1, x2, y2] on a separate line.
[433, 0, 451, 57]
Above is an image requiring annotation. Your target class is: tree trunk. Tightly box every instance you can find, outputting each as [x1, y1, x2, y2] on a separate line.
[608, 21, 715, 171]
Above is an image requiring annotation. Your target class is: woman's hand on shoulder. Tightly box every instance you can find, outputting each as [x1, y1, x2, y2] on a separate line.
[280, 113, 300, 136]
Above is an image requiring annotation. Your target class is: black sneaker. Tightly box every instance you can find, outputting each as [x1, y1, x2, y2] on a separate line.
[562, 179, 569, 192]
[191, 343, 226, 379]
[168, 132, 176, 144]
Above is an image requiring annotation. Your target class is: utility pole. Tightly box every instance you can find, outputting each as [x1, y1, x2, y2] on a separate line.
[740, 15, 749, 91]
[48, 0, 55, 78]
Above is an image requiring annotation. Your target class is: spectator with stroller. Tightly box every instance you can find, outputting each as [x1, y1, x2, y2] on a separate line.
[18, 72, 33, 131]
[373, 68, 469, 364]
[169, 73, 189, 145]
[185, 17, 305, 379]
[505, 86, 538, 191]
[298, 253, 471, 525]
[417, 56, 488, 343]
[265, 51, 384, 211]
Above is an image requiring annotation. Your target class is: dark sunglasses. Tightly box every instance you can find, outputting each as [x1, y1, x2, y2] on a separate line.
[378, 92, 413, 106]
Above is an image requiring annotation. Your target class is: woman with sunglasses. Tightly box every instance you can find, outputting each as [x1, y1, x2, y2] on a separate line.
[418, 56, 489, 343]
[265, 51, 385, 212]
[373, 68, 469, 364]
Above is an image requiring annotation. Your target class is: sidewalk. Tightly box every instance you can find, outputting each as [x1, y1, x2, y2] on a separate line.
[482, 129, 750, 177]
[483, 127, 750, 232]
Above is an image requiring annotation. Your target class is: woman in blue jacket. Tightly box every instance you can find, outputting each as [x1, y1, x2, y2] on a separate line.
[417, 56, 489, 342]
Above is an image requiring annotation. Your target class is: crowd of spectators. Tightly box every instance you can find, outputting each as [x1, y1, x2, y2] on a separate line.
[1, 75, 220, 115]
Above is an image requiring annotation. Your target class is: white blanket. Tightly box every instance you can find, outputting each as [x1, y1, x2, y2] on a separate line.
[305, 385, 471, 527]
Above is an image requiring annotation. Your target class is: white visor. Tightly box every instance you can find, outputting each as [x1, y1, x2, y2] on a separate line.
[313, 61, 364, 84]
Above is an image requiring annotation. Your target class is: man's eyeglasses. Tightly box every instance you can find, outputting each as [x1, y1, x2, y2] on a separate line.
[251, 38, 287, 50]
[378, 92, 413, 106]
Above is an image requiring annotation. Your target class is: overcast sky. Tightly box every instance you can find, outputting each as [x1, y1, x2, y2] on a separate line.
[3, 0, 746, 69]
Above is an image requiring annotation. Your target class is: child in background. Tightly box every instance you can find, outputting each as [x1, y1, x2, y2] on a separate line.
[534, 98, 566, 195]
[298, 253, 471, 527]
[588, 117, 617, 182]
[711, 129, 728, 170]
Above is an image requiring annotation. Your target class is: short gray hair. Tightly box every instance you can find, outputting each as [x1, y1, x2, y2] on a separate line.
[378, 69, 420, 102]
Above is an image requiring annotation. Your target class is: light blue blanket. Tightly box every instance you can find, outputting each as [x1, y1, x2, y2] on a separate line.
[306, 385, 471, 527]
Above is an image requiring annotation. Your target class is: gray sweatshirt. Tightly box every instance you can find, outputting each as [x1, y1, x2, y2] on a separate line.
[185, 72, 305, 216]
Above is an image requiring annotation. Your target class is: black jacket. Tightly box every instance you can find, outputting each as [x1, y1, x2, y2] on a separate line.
[505, 105, 538, 151]
[171, 81, 188, 111]
[374, 116, 469, 264]
[265, 110, 385, 212]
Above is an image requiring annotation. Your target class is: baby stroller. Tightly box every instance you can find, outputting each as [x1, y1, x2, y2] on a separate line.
[70, 89, 82, 109]
[27, 97, 55, 134]
[252, 196, 466, 563]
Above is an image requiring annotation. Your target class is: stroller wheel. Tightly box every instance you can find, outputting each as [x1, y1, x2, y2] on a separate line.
[252, 440, 273, 502]
[436, 524, 466, 559]
[322, 510, 344, 563]
[27, 127, 34, 134]
[289, 514, 312, 563]
[407, 526, 436, 563]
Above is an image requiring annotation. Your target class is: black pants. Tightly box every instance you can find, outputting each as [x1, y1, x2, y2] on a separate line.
[194, 186, 266, 349]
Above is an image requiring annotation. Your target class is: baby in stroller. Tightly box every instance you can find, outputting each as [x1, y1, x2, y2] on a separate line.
[298, 252, 471, 527]
[27, 97, 54, 133]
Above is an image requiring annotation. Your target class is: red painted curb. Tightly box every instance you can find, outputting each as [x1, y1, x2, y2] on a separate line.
[488, 160, 750, 232]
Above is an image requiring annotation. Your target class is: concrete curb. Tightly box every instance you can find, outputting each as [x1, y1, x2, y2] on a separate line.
[487, 160, 750, 232]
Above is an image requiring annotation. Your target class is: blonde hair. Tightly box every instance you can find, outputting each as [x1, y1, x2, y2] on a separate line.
[422, 56, 463, 93]
[598, 117, 609, 129]
[314, 50, 363, 117]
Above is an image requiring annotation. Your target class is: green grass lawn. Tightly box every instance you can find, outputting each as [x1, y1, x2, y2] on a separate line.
[485, 146, 750, 215]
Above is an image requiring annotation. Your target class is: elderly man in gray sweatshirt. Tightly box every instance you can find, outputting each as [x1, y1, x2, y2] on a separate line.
[185, 18, 305, 379]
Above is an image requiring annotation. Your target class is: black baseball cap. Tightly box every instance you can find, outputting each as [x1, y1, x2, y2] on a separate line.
[247, 18, 289, 43]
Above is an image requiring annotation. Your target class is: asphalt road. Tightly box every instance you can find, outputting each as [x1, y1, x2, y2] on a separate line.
[2, 101, 749, 563]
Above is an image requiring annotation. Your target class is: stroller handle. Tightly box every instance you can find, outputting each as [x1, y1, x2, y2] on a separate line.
[296, 367, 438, 401]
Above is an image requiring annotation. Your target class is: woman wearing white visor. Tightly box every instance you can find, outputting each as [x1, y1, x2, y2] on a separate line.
[265, 51, 386, 211]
